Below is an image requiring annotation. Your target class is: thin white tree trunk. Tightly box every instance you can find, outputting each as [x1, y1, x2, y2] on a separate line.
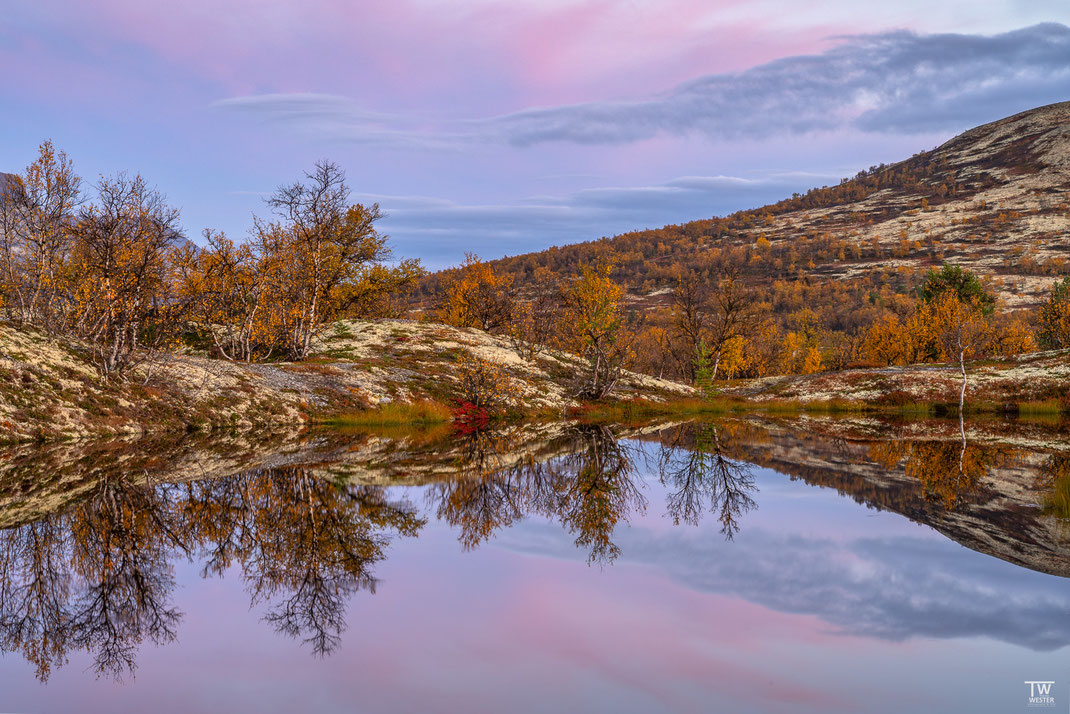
[958, 348, 967, 414]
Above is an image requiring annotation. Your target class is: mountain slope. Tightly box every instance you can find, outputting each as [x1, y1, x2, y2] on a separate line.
[421, 101, 1070, 310]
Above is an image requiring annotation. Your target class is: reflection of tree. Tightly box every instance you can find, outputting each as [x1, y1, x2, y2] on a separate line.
[429, 424, 645, 564]
[869, 429, 1018, 510]
[66, 479, 185, 678]
[432, 425, 540, 550]
[554, 425, 645, 565]
[433, 466, 536, 551]
[657, 423, 757, 538]
[0, 477, 183, 681]
[181, 468, 424, 656]
[0, 468, 423, 680]
[0, 518, 72, 681]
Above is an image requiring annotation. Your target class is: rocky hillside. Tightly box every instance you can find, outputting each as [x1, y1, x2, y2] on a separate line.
[423, 101, 1070, 310]
[720, 348, 1070, 405]
[0, 319, 694, 443]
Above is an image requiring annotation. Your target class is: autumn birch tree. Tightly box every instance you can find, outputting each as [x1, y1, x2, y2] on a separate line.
[925, 291, 992, 413]
[561, 263, 632, 400]
[173, 230, 267, 361]
[0, 141, 82, 329]
[260, 160, 421, 360]
[439, 252, 516, 333]
[68, 174, 184, 378]
[706, 271, 753, 380]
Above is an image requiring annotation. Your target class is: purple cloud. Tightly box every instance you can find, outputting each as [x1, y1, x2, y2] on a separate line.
[215, 24, 1070, 149]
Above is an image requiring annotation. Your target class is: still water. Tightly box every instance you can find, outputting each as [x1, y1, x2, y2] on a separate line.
[0, 419, 1068, 713]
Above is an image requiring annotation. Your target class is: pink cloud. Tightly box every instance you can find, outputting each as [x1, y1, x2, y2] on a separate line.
[15, 0, 846, 112]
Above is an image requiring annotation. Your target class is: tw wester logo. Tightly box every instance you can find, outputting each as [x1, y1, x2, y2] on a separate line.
[1024, 681, 1055, 707]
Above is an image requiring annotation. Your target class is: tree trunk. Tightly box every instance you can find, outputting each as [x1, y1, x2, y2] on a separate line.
[958, 409, 967, 483]
[958, 348, 967, 414]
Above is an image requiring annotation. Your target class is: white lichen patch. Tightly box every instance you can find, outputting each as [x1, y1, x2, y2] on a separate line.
[0, 318, 697, 442]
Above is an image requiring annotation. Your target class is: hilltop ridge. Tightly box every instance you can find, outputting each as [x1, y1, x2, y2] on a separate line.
[420, 101, 1070, 309]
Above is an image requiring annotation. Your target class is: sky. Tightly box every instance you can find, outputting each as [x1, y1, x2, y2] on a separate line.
[3, 1, 1070, 268]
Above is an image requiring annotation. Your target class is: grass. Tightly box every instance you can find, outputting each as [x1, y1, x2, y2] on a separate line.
[566, 396, 881, 422]
[323, 399, 453, 427]
[1045, 472, 1070, 520]
[316, 393, 1017, 432]
[562, 395, 1070, 423]
[1016, 400, 1067, 421]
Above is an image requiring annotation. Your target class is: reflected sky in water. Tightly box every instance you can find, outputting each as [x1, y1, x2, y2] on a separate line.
[0, 427, 1067, 714]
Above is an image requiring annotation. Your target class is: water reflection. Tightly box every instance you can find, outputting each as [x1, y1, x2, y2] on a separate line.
[0, 416, 1067, 682]
[1039, 451, 1070, 519]
[0, 469, 424, 680]
[655, 422, 757, 537]
[0, 477, 184, 681]
[432, 424, 646, 564]
[867, 419, 1019, 510]
[182, 468, 424, 656]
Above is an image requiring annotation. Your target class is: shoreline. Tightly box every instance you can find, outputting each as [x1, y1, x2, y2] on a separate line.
[2, 319, 1066, 445]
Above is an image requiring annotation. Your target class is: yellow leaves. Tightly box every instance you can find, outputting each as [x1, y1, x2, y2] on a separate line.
[921, 290, 992, 363]
[737, 317, 782, 378]
[801, 346, 823, 375]
[1039, 277, 1070, 349]
[862, 290, 1005, 369]
[560, 261, 632, 399]
[993, 313, 1037, 357]
[718, 335, 749, 380]
[862, 313, 917, 366]
[869, 439, 1018, 511]
[779, 331, 805, 373]
[563, 262, 624, 346]
[439, 252, 514, 332]
[775, 330, 824, 376]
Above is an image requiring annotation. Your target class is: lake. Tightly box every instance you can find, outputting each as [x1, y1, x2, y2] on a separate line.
[0, 417, 1068, 713]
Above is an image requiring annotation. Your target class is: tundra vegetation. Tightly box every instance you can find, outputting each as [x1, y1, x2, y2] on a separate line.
[1, 137, 1069, 432]
[438, 251, 1063, 412]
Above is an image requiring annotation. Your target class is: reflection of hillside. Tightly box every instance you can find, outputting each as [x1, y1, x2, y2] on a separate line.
[0, 424, 656, 678]
[0, 423, 560, 530]
[645, 418, 1070, 577]
[0, 420, 662, 530]
[4, 418, 1068, 580]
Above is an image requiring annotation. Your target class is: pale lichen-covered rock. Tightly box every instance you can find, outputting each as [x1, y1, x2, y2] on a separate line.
[0, 319, 694, 443]
[720, 349, 1070, 405]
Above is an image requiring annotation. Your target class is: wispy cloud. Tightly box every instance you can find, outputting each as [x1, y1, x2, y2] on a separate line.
[215, 23, 1070, 150]
[359, 172, 821, 265]
[212, 94, 470, 150]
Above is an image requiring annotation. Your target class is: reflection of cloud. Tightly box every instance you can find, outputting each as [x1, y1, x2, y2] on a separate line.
[216, 24, 1070, 149]
[500, 523, 1070, 651]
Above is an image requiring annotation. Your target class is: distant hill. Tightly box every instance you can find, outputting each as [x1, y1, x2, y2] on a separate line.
[419, 101, 1070, 316]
